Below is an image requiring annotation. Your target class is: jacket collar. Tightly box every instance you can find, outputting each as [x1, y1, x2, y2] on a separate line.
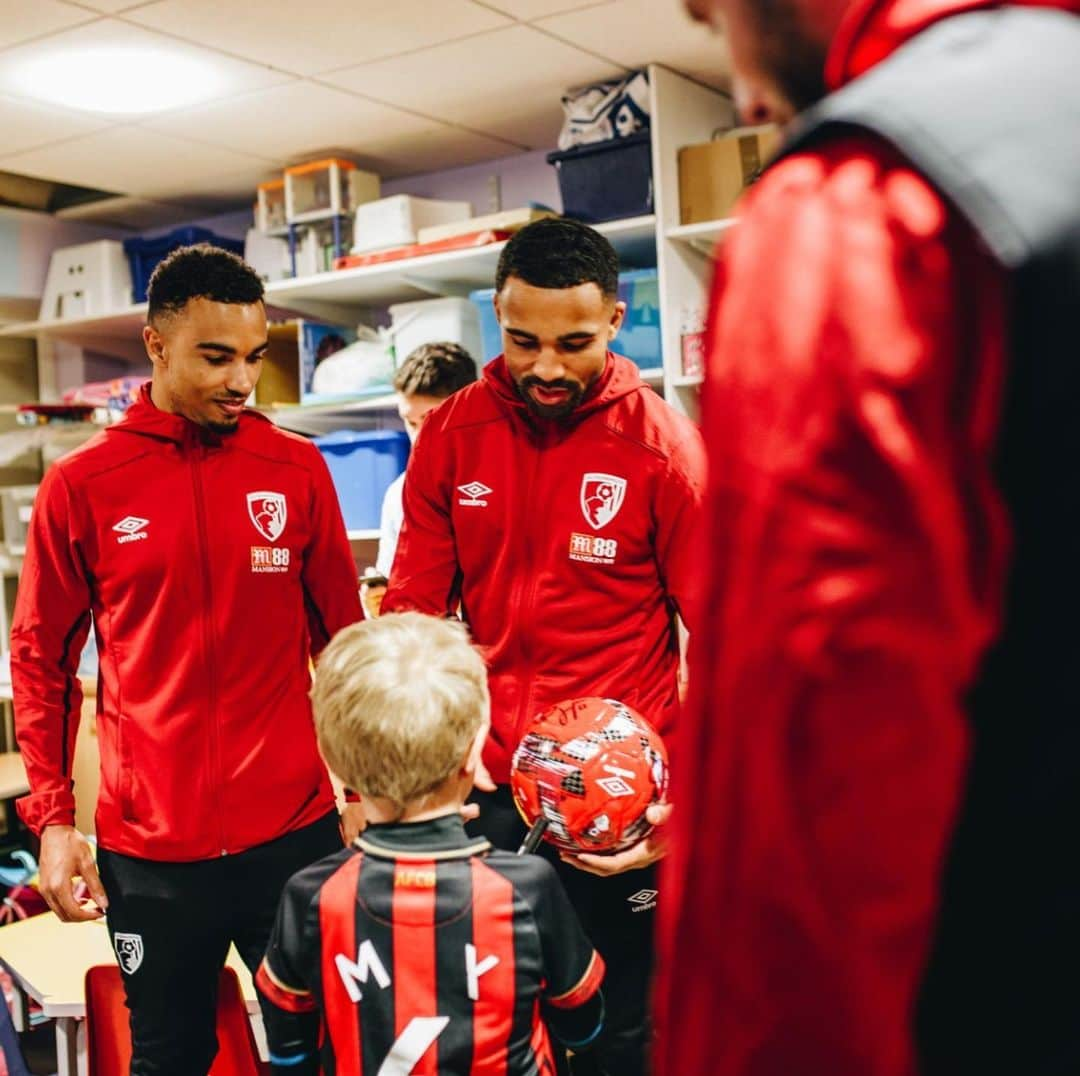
[482, 352, 644, 432]
[111, 382, 267, 446]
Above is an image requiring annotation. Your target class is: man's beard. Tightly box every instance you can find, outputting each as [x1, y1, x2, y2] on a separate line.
[755, 0, 830, 113]
[206, 421, 240, 435]
[515, 376, 585, 420]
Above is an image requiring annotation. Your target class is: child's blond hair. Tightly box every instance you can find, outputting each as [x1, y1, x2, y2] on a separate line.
[312, 612, 489, 812]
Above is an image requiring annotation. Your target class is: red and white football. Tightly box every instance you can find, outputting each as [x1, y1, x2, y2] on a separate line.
[510, 696, 669, 854]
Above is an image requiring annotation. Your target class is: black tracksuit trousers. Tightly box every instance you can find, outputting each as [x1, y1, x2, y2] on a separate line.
[97, 812, 341, 1076]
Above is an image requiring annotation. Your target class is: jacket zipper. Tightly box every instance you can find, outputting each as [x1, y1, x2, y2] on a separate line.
[191, 442, 227, 856]
[511, 429, 547, 744]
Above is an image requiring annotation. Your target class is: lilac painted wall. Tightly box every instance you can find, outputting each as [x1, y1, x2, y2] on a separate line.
[0, 206, 125, 300]
[382, 148, 562, 216]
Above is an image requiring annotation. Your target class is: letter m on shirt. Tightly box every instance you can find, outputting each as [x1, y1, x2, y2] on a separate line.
[335, 939, 391, 1002]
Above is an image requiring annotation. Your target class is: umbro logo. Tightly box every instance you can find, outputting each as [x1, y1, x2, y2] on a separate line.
[628, 889, 658, 913]
[457, 481, 492, 507]
[113, 516, 149, 544]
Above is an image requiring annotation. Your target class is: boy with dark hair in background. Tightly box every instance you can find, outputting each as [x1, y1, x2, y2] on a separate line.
[361, 341, 476, 618]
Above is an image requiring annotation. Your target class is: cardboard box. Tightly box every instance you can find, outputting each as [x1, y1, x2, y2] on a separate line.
[416, 206, 557, 245]
[678, 126, 782, 225]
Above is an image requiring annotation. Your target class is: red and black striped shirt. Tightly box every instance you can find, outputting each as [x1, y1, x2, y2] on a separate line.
[257, 814, 604, 1075]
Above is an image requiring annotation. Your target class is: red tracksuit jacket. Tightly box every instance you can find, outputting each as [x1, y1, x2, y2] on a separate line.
[382, 354, 705, 782]
[11, 389, 361, 861]
[651, 0, 1080, 1073]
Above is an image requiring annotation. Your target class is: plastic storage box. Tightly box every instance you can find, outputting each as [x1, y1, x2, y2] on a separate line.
[123, 227, 245, 303]
[39, 241, 133, 321]
[389, 297, 483, 368]
[256, 178, 287, 232]
[469, 267, 661, 369]
[352, 195, 472, 255]
[284, 158, 380, 224]
[314, 430, 410, 531]
[546, 131, 654, 223]
[612, 267, 661, 370]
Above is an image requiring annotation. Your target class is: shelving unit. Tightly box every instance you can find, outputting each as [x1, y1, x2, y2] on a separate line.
[667, 217, 737, 254]
[0, 65, 734, 427]
[263, 214, 658, 323]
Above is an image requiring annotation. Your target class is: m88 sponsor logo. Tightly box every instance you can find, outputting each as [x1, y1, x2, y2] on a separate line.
[251, 546, 291, 573]
[569, 532, 618, 565]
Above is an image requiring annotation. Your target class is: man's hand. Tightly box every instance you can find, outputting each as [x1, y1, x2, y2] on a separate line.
[561, 802, 673, 877]
[39, 825, 107, 922]
[339, 802, 366, 846]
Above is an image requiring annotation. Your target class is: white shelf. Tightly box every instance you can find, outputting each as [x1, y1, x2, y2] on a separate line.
[347, 529, 380, 541]
[265, 215, 658, 320]
[0, 217, 660, 343]
[665, 217, 736, 254]
[670, 372, 704, 388]
[637, 367, 664, 385]
[0, 305, 149, 344]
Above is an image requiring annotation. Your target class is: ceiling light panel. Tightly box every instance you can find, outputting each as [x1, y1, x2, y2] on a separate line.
[0, 19, 290, 115]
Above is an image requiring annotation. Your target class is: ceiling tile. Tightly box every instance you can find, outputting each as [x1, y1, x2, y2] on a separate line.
[0, 0, 96, 50]
[0, 0, 98, 51]
[539, 0, 732, 90]
[325, 24, 625, 149]
[69, 0, 159, 10]
[0, 93, 115, 156]
[478, 0, 609, 19]
[56, 194, 210, 231]
[126, 0, 512, 77]
[139, 82, 433, 166]
[0, 126, 275, 200]
[0, 19, 291, 116]
[374, 125, 524, 178]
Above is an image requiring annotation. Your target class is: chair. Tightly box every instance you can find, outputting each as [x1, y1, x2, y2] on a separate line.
[84, 965, 266, 1075]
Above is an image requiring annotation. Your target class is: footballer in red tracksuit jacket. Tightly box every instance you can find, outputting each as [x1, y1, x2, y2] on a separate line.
[12, 384, 360, 861]
[383, 351, 704, 785]
[383, 312, 704, 1076]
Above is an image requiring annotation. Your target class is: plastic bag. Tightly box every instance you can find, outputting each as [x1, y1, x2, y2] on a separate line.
[558, 70, 650, 151]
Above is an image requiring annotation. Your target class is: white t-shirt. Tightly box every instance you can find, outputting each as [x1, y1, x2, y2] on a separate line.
[375, 471, 405, 578]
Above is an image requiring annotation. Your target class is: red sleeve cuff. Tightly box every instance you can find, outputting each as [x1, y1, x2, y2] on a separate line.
[548, 951, 606, 1010]
[343, 788, 362, 804]
[17, 790, 76, 835]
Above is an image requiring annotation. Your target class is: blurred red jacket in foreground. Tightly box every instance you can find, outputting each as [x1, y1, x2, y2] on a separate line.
[648, 0, 1072, 1072]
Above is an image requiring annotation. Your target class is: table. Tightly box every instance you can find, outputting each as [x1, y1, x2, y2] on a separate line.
[0, 914, 257, 1076]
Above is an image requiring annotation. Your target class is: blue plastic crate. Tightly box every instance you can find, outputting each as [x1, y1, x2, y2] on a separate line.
[614, 267, 661, 370]
[123, 226, 246, 303]
[313, 429, 410, 531]
[469, 288, 501, 364]
[469, 266, 661, 370]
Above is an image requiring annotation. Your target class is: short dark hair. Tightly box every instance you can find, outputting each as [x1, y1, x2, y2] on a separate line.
[393, 341, 478, 397]
[147, 244, 264, 322]
[495, 218, 619, 298]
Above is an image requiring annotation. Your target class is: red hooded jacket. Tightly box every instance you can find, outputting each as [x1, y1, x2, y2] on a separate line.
[654, 1, 1076, 1074]
[382, 353, 705, 782]
[11, 388, 361, 861]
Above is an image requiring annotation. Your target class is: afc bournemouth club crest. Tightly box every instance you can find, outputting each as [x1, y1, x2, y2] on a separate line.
[580, 473, 627, 531]
[114, 933, 144, 974]
[247, 491, 287, 542]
